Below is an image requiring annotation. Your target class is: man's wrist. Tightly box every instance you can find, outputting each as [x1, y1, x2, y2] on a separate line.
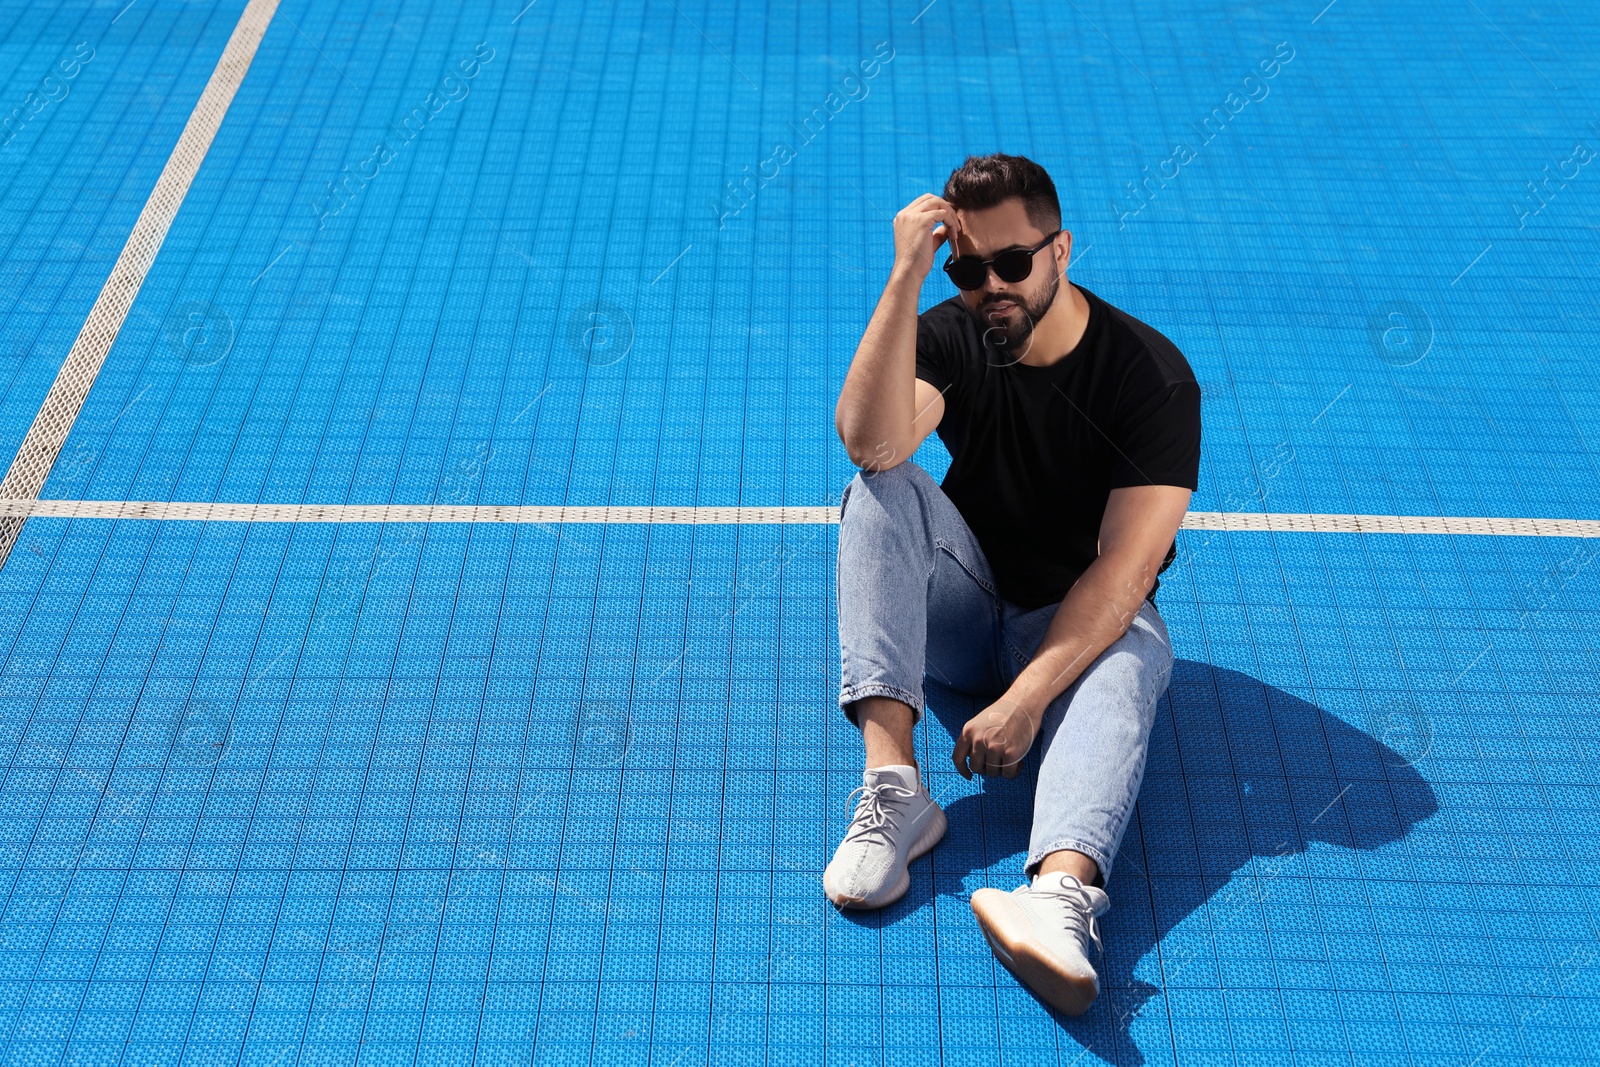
[1004, 645, 1094, 724]
[887, 260, 927, 288]
[996, 686, 1049, 730]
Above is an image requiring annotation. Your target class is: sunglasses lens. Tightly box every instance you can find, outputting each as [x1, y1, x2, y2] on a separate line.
[946, 239, 1049, 289]
[993, 250, 1035, 283]
[946, 259, 987, 290]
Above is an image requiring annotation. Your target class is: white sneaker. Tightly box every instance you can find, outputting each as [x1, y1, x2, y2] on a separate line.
[823, 766, 947, 909]
[970, 872, 1110, 1015]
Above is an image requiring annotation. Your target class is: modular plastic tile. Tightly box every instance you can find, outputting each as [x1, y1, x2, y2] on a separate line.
[0, 0, 1598, 1064]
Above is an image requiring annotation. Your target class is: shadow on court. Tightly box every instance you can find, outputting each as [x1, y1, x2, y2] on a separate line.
[879, 658, 1440, 1067]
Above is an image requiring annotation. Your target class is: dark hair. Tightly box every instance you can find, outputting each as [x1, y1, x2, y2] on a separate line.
[942, 153, 1061, 233]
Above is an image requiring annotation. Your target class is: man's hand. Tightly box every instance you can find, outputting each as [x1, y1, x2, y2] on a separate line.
[893, 193, 962, 282]
[952, 697, 1040, 779]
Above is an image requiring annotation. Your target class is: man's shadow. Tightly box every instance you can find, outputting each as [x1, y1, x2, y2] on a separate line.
[878, 659, 1440, 1066]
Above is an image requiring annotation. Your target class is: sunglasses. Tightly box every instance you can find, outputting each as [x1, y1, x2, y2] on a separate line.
[942, 230, 1061, 291]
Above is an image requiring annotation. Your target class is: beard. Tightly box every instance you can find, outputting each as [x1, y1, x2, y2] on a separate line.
[972, 266, 1060, 363]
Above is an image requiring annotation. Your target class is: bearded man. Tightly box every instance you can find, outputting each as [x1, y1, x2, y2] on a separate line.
[827, 153, 1202, 1015]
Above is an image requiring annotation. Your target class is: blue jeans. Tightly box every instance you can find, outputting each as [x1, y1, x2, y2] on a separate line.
[836, 461, 1175, 883]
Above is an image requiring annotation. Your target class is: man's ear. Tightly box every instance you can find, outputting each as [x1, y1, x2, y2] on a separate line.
[1054, 230, 1072, 275]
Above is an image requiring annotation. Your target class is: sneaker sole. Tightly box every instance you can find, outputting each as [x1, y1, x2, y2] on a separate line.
[824, 804, 948, 910]
[970, 888, 1099, 1016]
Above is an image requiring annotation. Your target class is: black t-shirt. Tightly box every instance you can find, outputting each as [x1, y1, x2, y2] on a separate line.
[914, 283, 1201, 611]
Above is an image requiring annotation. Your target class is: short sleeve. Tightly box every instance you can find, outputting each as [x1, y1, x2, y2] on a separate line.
[1108, 379, 1202, 490]
[914, 307, 958, 393]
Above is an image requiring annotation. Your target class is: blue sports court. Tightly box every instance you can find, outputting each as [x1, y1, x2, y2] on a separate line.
[0, 0, 1597, 1063]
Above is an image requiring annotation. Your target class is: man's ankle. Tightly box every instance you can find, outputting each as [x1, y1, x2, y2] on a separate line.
[865, 762, 921, 789]
[1034, 849, 1103, 888]
[855, 696, 918, 768]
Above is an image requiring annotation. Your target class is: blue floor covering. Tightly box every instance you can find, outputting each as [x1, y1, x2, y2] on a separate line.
[0, 0, 1599, 1063]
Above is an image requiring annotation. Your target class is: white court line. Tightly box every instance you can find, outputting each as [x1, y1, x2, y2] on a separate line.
[3, 500, 1598, 536]
[1180, 511, 1600, 538]
[0, 0, 281, 569]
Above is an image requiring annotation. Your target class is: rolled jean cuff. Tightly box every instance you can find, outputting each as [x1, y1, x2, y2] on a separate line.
[839, 682, 925, 726]
[1025, 839, 1114, 886]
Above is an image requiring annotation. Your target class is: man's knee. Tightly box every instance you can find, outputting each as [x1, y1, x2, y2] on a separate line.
[841, 459, 935, 519]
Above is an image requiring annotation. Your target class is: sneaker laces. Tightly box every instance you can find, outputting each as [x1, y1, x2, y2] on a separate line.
[841, 781, 918, 847]
[1031, 879, 1104, 957]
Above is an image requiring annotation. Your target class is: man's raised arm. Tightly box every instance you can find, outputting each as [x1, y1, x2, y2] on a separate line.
[835, 194, 960, 471]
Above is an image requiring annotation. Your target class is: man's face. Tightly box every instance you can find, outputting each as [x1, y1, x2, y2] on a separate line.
[951, 198, 1063, 359]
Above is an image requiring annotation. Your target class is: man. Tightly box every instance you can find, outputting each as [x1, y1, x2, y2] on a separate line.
[827, 154, 1201, 1016]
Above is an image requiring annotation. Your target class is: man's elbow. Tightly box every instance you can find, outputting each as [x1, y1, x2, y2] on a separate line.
[1096, 548, 1163, 613]
[836, 419, 910, 472]
[841, 436, 909, 472]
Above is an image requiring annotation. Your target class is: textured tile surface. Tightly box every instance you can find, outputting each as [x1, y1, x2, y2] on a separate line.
[0, 0, 1598, 1063]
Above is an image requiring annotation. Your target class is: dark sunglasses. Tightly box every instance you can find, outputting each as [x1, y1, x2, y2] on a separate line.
[942, 230, 1061, 291]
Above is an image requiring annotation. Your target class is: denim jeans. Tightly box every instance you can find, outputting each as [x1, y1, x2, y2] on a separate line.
[836, 460, 1175, 883]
